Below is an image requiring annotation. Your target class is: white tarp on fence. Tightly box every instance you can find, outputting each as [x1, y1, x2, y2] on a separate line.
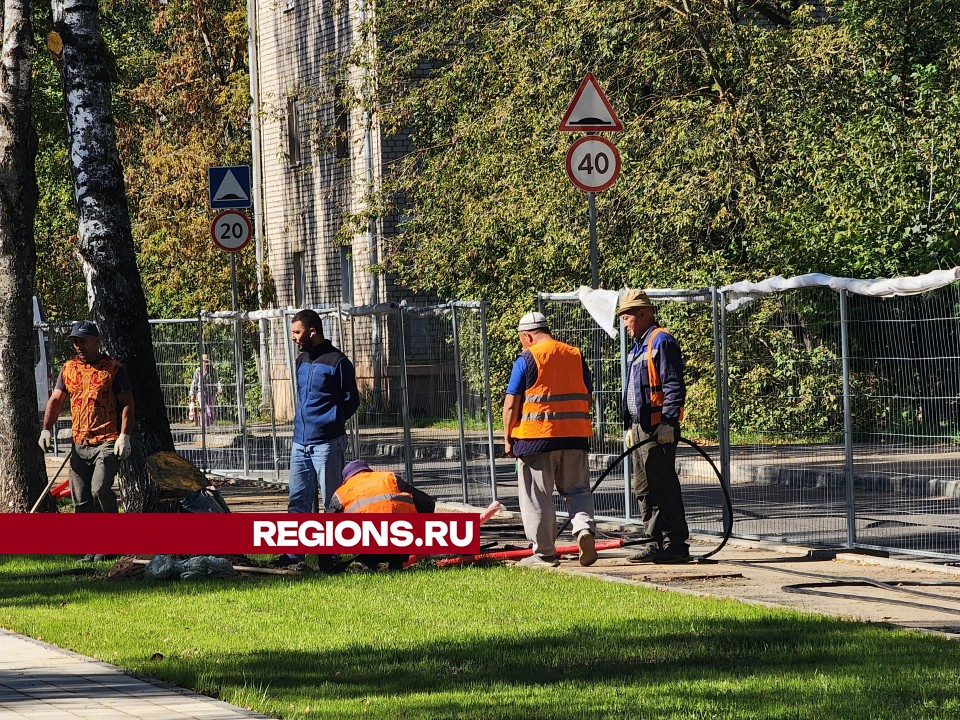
[721, 267, 960, 311]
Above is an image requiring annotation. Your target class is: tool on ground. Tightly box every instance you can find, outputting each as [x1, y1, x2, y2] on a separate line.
[403, 500, 502, 568]
[30, 450, 72, 513]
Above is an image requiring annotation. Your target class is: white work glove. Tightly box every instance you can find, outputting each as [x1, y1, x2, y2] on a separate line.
[655, 423, 676, 445]
[38, 429, 52, 452]
[114, 433, 132, 460]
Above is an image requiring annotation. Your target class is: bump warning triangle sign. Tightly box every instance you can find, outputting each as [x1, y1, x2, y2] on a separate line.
[559, 73, 622, 132]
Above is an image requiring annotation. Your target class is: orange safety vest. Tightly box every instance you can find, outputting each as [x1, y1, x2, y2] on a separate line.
[644, 327, 684, 427]
[333, 470, 417, 514]
[61, 357, 123, 446]
[512, 339, 592, 440]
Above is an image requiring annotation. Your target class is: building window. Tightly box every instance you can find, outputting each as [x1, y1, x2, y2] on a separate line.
[287, 96, 302, 166]
[334, 83, 348, 159]
[282, 0, 295, 12]
[293, 251, 305, 307]
[340, 245, 354, 305]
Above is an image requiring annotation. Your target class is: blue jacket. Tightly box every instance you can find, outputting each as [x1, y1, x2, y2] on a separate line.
[294, 339, 359, 444]
[622, 324, 685, 433]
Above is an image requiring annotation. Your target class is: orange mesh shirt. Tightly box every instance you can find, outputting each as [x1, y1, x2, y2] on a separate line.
[60, 357, 126, 445]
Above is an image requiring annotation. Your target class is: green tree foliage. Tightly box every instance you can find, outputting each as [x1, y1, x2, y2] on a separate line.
[371, 0, 960, 299]
[34, 0, 257, 321]
[365, 0, 960, 413]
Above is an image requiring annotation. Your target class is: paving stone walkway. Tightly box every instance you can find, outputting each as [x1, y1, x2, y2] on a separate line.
[0, 629, 271, 719]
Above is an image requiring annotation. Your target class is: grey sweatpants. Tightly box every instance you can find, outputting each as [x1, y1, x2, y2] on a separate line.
[517, 449, 596, 558]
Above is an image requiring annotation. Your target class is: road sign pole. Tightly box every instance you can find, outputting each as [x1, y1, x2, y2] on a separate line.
[230, 253, 238, 312]
[229, 252, 249, 476]
[588, 191, 598, 289]
[587, 189, 604, 430]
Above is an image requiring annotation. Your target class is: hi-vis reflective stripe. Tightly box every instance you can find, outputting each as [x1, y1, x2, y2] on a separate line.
[348, 493, 416, 513]
[523, 392, 590, 403]
[520, 411, 592, 422]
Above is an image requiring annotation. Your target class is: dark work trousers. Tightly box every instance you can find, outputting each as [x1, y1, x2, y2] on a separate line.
[630, 430, 689, 551]
[69, 441, 120, 513]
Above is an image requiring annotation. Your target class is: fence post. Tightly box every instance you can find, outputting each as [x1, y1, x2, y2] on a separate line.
[712, 287, 731, 532]
[480, 302, 498, 502]
[234, 314, 249, 477]
[450, 302, 470, 503]
[284, 312, 297, 460]
[619, 318, 631, 521]
[719, 293, 732, 502]
[838, 289, 857, 548]
[395, 306, 415, 485]
[197, 313, 209, 473]
[263, 319, 281, 481]
[348, 311, 361, 460]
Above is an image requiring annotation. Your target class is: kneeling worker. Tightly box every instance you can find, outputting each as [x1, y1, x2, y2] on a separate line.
[329, 460, 435, 570]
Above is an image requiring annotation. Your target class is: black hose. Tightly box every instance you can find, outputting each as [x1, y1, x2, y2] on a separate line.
[724, 559, 960, 616]
[556, 435, 733, 561]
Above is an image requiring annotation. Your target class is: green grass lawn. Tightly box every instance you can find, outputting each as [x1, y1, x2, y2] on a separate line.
[2, 556, 960, 720]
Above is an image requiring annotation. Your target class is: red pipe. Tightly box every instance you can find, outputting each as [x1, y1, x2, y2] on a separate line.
[403, 501, 502, 568]
[435, 538, 624, 567]
[51, 480, 70, 498]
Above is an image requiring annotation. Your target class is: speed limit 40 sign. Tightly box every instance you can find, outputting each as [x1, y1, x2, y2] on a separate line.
[564, 136, 622, 192]
[211, 210, 252, 252]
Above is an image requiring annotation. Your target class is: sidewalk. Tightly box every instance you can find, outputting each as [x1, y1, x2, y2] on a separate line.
[0, 628, 272, 720]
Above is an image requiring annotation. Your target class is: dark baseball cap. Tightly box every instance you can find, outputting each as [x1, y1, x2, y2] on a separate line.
[342, 459, 371, 482]
[68, 320, 100, 339]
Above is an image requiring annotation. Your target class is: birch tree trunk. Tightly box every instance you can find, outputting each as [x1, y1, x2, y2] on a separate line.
[52, 0, 174, 511]
[0, 0, 50, 512]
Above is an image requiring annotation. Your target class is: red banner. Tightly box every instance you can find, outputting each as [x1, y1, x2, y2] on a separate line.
[0, 513, 480, 555]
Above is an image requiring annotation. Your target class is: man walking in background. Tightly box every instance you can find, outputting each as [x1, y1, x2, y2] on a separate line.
[39, 321, 135, 560]
[502, 311, 597, 568]
[272, 309, 359, 569]
[617, 289, 690, 564]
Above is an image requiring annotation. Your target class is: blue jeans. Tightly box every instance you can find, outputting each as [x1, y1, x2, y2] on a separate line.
[288, 436, 346, 513]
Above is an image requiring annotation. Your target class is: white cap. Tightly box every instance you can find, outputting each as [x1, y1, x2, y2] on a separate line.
[517, 311, 549, 332]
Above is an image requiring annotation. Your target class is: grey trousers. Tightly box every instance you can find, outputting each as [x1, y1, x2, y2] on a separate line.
[70, 441, 120, 513]
[517, 449, 596, 558]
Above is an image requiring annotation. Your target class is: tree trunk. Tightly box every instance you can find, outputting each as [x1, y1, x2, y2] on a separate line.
[0, 0, 50, 512]
[52, 0, 174, 511]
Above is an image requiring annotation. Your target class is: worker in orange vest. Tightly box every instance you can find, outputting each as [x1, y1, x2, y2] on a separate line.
[502, 311, 597, 568]
[618, 289, 689, 564]
[329, 459, 435, 570]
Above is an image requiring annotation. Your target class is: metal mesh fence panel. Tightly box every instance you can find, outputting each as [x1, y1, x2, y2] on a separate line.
[348, 307, 410, 482]
[396, 303, 496, 505]
[846, 286, 960, 557]
[723, 288, 848, 546]
[538, 296, 629, 521]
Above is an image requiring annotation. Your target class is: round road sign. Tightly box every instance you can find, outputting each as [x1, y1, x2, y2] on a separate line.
[564, 136, 622, 192]
[211, 210, 252, 252]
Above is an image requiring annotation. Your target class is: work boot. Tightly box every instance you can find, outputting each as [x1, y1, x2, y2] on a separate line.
[626, 545, 662, 563]
[576, 530, 597, 567]
[77, 554, 96, 563]
[652, 545, 692, 564]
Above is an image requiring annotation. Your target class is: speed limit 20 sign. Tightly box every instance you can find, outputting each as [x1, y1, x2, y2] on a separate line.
[211, 210, 252, 252]
[564, 136, 622, 192]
